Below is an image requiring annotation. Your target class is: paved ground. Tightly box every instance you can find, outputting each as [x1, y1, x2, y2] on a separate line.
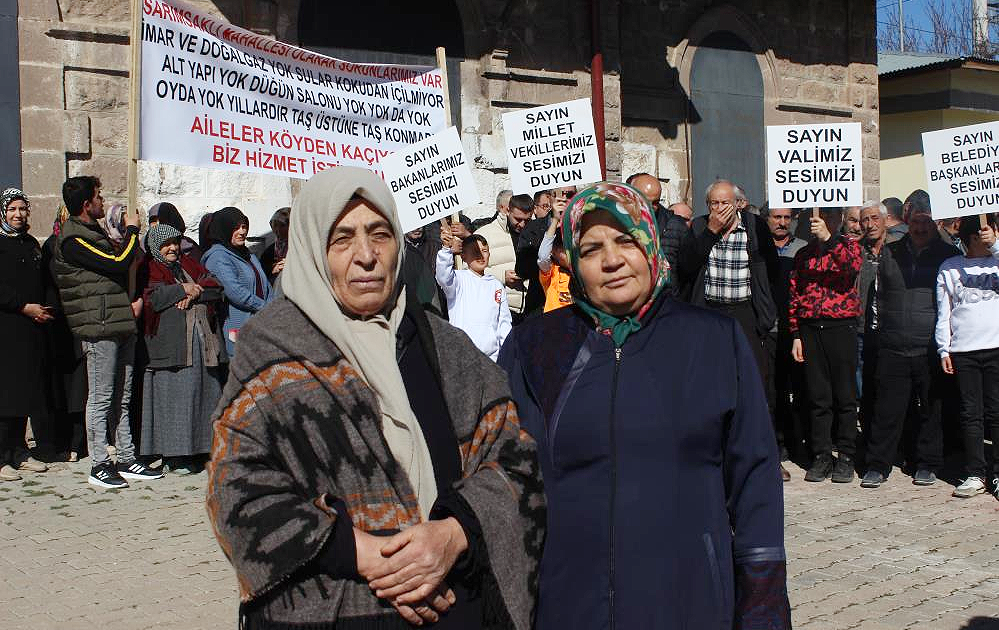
[0, 458, 997, 630]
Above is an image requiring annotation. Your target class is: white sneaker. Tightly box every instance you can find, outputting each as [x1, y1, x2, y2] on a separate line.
[953, 476, 986, 498]
[13, 451, 47, 473]
[0, 464, 21, 481]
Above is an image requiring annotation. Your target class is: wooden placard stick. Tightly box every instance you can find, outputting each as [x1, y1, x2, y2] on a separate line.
[435, 47, 463, 268]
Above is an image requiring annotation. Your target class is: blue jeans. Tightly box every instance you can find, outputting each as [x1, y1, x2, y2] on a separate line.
[82, 336, 136, 466]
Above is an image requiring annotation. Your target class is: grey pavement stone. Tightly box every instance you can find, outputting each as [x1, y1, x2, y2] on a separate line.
[1, 458, 998, 629]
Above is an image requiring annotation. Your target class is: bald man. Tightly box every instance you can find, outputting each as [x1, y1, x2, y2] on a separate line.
[630, 173, 662, 206]
[626, 173, 690, 292]
[669, 202, 693, 227]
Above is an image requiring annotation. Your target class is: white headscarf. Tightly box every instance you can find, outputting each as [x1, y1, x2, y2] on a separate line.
[281, 167, 436, 520]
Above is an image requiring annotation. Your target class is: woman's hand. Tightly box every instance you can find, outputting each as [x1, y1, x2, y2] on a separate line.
[941, 355, 954, 375]
[356, 528, 455, 625]
[791, 338, 804, 363]
[182, 283, 203, 299]
[130, 298, 143, 319]
[368, 518, 468, 604]
[21, 303, 54, 323]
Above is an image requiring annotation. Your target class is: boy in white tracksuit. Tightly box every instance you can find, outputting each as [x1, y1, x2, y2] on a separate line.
[936, 214, 999, 499]
[435, 226, 512, 361]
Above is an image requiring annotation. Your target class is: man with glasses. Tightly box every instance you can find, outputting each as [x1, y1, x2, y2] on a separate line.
[677, 179, 777, 376]
[533, 190, 554, 220]
[516, 186, 576, 316]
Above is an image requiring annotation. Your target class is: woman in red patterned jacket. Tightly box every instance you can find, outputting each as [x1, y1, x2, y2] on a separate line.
[789, 207, 863, 484]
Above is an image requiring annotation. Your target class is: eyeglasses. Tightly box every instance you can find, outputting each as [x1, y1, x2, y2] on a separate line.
[554, 191, 575, 199]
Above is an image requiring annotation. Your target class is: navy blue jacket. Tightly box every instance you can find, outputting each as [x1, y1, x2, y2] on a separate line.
[499, 296, 790, 630]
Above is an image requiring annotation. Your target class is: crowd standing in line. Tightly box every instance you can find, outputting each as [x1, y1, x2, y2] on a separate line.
[3, 163, 999, 628]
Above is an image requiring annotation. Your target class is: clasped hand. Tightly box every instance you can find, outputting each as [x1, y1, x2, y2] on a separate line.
[355, 518, 468, 626]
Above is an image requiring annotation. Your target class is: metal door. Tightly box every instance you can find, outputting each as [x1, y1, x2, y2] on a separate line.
[690, 32, 764, 214]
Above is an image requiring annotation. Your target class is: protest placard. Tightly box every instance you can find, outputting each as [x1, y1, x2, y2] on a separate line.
[922, 121, 999, 221]
[382, 127, 480, 233]
[766, 123, 863, 209]
[138, 0, 447, 179]
[503, 98, 602, 194]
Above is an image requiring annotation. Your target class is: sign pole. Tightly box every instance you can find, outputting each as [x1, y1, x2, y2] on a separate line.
[435, 46, 462, 267]
[435, 47, 459, 227]
[128, 0, 142, 222]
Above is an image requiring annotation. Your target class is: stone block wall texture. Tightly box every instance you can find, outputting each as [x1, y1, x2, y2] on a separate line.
[17, 0, 292, 239]
[17, 0, 878, 235]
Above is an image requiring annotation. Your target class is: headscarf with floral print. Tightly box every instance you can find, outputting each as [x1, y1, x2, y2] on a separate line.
[561, 181, 669, 346]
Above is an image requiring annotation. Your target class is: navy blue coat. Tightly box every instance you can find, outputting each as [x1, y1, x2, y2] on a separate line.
[499, 296, 790, 630]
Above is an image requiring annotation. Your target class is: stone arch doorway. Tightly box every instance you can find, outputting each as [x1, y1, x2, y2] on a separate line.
[689, 31, 765, 213]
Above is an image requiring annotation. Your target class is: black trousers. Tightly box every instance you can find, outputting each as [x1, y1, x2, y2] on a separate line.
[951, 347, 999, 479]
[865, 351, 944, 476]
[764, 328, 809, 458]
[857, 331, 879, 438]
[800, 320, 859, 458]
[0, 417, 27, 465]
[705, 300, 766, 381]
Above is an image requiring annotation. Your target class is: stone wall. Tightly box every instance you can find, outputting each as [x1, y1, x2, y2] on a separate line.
[17, 0, 879, 236]
[617, 0, 880, 207]
[18, 0, 295, 238]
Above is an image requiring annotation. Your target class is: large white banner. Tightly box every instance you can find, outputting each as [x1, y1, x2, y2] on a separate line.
[766, 123, 863, 209]
[382, 127, 480, 233]
[922, 121, 999, 220]
[140, 0, 447, 179]
[503, 98, 602, 195]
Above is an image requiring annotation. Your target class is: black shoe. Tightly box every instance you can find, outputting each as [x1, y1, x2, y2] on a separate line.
[88, 463, 128, 489]
[860, 470, 885, 488]
[913, 469, 937, 486]
[116, 460, 164, 481]
[831, 455, 855, 483]
[805, 453, 835, 482]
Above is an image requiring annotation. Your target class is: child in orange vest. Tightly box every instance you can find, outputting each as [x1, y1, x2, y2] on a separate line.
[537, 215, 573, 312]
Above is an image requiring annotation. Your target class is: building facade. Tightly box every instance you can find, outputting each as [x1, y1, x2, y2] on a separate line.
[14, 0, 879, 235]
[879, 52, 999, 201]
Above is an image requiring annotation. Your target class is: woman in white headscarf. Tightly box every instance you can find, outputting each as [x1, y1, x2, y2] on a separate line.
[206, 167, 544, 630]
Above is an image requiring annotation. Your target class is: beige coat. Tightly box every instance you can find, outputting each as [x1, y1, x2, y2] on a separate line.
[477, 214, 525, 314]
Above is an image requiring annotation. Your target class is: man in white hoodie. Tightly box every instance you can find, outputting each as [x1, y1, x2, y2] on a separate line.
[936, 213, 999, 499]
[435, 223, 512, 361]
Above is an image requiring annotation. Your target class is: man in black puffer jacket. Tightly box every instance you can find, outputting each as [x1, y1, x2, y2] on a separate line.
[861, 210, 960, 489]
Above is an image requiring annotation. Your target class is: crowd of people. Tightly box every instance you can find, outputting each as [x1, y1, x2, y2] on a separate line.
[410, 178, 998, 500]
[1, 164, 997, 628]
[0, 178, 275, 487]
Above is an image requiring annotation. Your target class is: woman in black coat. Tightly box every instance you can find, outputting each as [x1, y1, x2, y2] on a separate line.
[0, 188, 52, 480]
